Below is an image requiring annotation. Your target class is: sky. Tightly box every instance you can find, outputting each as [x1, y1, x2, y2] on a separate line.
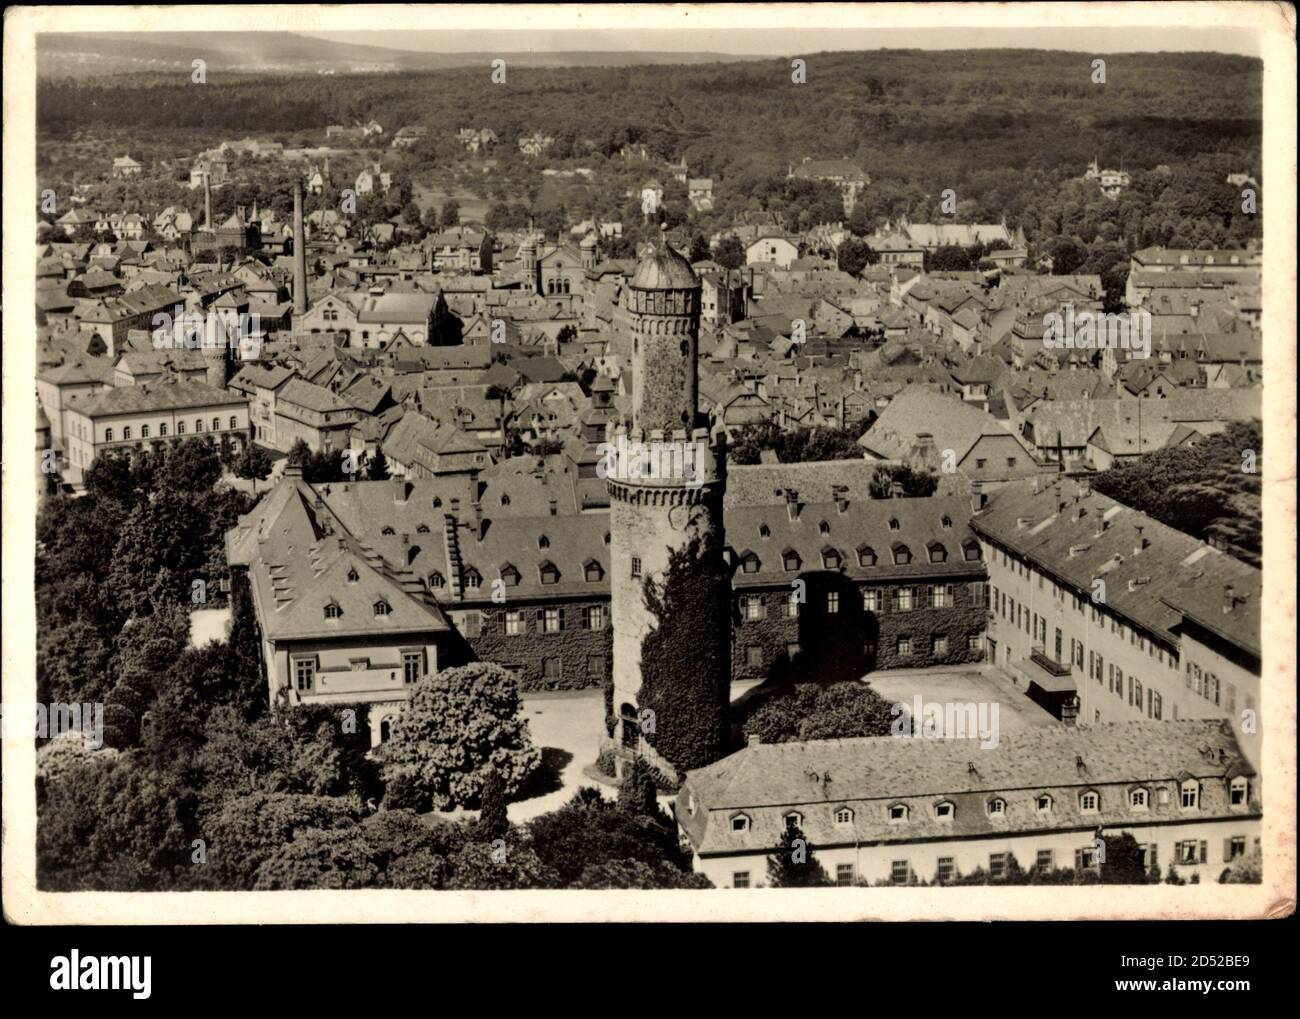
[301, 26, 1261, 59]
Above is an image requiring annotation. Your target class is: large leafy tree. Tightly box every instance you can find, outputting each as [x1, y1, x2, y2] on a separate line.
[740, 681, 896, 745]
[379, 663, 540, 810]
[525, 787, 692, 887]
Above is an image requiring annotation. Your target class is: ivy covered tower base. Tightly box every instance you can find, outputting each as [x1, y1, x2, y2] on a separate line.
[604, 231, 732, 785]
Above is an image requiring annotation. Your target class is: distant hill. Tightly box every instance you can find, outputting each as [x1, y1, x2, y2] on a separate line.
[36, 32, 751, 78]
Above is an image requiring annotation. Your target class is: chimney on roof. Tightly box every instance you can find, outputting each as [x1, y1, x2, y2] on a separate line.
[1223, 584, 1236, 614]
[1134, 525, 1149, 555]
[833, 484, 849, 515]
[785, 488, 801, 522]
[293, 178, 308, 317]
[203, 171, 213, 232]
[392, 477, 409, 503]
[746, 732, 762, 746]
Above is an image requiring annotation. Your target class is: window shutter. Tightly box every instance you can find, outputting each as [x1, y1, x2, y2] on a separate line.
[578, 609, 588, 630]
[1199, 841, 1207, 864]
[1074, 848, 1083, 871]
[1223, 838, 1233, 863]
[1149, 845, 1157, 870]
[759, 595, 768, 620]
[536, 609, 544, 624]
[558, 607, 565, 631]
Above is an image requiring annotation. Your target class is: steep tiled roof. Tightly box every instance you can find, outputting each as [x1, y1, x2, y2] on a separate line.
[228, 478, 450, 641]
[726, 494, 982, 588]
[678, 719, 1257, 856]
[66, 379, 246, 416]
[972, 477, 1260, 647]
[858, 384, 1024, 462]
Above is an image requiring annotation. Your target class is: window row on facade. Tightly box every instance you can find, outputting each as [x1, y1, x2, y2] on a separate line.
[94, 415, 243, 442]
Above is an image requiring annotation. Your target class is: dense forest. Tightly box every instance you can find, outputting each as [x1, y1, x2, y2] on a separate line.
[1091, 421, 1262, 567]
[38, 48, 1262, 252]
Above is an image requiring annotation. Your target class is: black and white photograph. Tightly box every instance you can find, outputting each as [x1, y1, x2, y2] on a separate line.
[2, 2, 1295, 956]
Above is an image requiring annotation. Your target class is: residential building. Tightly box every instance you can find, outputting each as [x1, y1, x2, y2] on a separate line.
[676, 719, 1260, 887]
[973, 476, 1260, 766]
[61, 380, 251, 488]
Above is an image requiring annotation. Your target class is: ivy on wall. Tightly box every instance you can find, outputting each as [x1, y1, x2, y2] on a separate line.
[636, 535, 732, 776]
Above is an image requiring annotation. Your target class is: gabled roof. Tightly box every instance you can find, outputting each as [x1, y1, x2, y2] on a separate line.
[858, 384, 1022, 463]
[227, 478, 450, 641]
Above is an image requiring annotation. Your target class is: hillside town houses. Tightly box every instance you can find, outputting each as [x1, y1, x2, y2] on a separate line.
[36, 134, 1265, 891]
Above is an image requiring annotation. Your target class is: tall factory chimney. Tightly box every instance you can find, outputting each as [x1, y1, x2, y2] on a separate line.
[293, 177, 308, 315]
[203, 171, 213, 231]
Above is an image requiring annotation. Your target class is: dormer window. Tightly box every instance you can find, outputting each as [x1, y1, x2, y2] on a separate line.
[740, 552, 760, 574]
[784, 812, 803, 832]
[818, 520, 830, 536]
[584, 561, 604, 583]
[382, 526, 396, 535]
[539, 562, 560, 585]
[759, 523, 771, 539]
[892, 544, 912, 566]
[374, 600, 391, 617]
[928, 543, 948, 564]
[433, 497, 442, 508]
[888, 518, 900, 531]
[941, 515, 952, 529]
[1180, 780, 1199, 809]
[1079, 791, 1100, 814]
[499, 494, 510, 506]
[963, 540, 981, 562]
[822, 547, 841, 570]
[888, 803, 909, 823]
[782, 550, 801, 572]
[603, 532, 611, 545]
[731, 813, 751, 832]
[857, 546, 877, 567]
[934, 801, 954, 820]
[1230, 777, 1250, 806]
[500, 564, 521, 587]
[538, 535, 550, 550]
[834, 807, 854, 825]
[1130, 788, 1149, 811]
[464, 569, 482, 590]
[324, 602, 341, 620]
[416, 523, 430, 533]
[1035, 794, 1053, 814]
[428, 571, 444, 589]
[986, 797, 1006, 817]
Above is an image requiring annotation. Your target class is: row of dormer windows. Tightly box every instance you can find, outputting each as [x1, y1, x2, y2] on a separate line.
[718, 779, 1247, 831]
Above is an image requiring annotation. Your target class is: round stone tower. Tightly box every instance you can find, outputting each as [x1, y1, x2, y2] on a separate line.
[605, 231, 731, 781]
